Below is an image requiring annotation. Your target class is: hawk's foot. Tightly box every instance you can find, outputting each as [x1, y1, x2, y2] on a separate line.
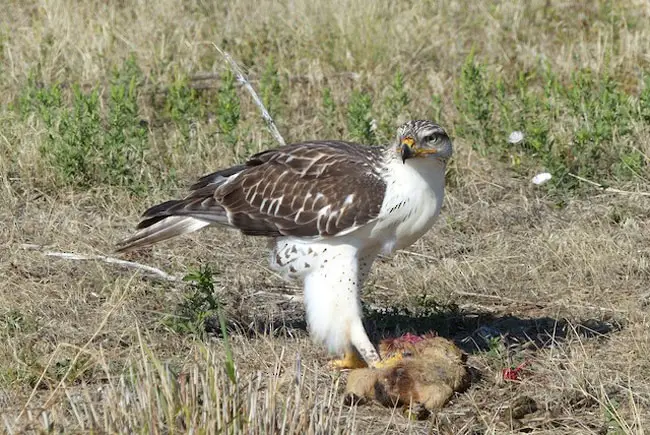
[371, 352, 404, 369]
[328, 350, 368, 371]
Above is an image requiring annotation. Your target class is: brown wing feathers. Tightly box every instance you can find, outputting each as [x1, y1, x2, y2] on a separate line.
[189, 164, 248, 190]
[116, 141, 387, 252]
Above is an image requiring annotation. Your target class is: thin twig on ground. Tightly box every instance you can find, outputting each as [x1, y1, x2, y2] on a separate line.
[399, 250, 438, 261]
[211, 44, 286, 146]
[452, 289, 629, 314]
[568, 173, 650, 197]
[20, 244, 181, 282]
[250, 290, 304, 303]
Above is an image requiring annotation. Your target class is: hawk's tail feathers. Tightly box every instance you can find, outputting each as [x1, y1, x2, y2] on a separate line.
[115, 195, 232, 253]
[116, 164, 246, 253]
[115, 216, 212, 253]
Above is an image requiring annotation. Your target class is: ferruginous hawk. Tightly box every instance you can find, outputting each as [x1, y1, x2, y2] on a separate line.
[116, 120, 453, 369]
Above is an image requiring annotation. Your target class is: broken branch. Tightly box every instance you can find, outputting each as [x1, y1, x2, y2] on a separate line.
[212, 44, 287, 147]
[20, 244, 181, 282]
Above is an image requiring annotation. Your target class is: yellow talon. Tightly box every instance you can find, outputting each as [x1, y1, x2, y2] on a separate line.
[328, 349, 368, 370]
[371, 352, 404, 369]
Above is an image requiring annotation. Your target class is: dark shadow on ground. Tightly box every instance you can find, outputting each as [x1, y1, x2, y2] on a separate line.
[361, 304, 625, 355]
[208, 295, 624, 357]
[200, 297, 625, 434]
[207, 295, 308, 339]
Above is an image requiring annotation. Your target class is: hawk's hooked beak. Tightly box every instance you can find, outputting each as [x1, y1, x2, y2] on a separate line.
[400, 137, 415, 163]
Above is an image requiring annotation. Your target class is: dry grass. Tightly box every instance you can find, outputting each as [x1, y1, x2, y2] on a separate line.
[2, 0, 650, 433]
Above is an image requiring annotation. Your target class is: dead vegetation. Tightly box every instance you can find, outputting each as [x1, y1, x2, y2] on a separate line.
[2, 0, 650, 433]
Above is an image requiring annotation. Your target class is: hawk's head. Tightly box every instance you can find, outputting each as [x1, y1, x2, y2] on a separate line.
[396, 120, 453, 164]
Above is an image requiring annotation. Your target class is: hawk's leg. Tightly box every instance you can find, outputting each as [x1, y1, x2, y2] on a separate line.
[330, 252, 381, 370]
[300, 244, 381, 370]
[353, 252, 381, 367]
[350, 316, 381, 366]
[329, 316, 381, 370]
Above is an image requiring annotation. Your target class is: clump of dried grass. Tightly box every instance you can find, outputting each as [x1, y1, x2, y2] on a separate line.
[4, 342, 359, 434]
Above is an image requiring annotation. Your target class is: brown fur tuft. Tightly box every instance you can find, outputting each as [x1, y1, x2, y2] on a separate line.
[345, 334, 471, 417]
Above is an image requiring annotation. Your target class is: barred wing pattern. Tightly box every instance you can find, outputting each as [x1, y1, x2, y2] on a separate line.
[126, 141, 388, 245]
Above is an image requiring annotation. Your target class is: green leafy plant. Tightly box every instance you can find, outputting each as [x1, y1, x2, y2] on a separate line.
[320, 87, 338, 134]
[430, 94, 442, 124]
[454, 53, 494, 152]
[453, 54, 647, 193]
[0, 309, 35, 336]
[216, 70, 241, 152]
[20, 56, 149, 191]
[166, 265, 236, 384]
[18, 72, 63, 126]
[164, 74, 201, 140]
[45, 85, 102, 187]
[485, 336, 503, 359]
[104, 56, 149, 189]
[347, 90, 376, 144]
[379, 71, 411, 142]
[640, 74, 650, 123]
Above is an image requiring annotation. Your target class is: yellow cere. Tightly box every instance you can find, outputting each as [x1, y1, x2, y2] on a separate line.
[401, 137, 415, 148]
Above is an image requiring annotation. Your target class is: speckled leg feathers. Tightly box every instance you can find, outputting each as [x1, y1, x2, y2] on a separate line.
[350, 252, 380, 366]
[270, 239, 380, 368]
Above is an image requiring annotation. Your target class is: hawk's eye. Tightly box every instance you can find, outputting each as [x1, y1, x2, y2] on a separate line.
[422, 134, 438, 143]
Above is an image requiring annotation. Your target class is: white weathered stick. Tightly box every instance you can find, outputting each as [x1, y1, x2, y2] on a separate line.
[250, 290, 304, 303]
[20, 244, 180, 282]
[452, 289, 629, 314]
[568, 173, 650, 197]
[212, 44, 287, 147]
